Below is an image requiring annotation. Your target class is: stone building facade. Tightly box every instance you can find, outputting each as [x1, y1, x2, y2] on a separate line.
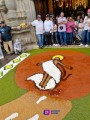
[0, 0, 90, 25]
[0, 0, 38, 50]
[0, 0, 90, 50]
[0, 0, 36, 26]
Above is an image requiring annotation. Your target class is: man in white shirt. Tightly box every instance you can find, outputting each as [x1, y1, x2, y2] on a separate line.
[44, 14, 53, 47]
[58, 12, 67, 46]
[31, 15, 44, 48]
[79, 9, 90, 47]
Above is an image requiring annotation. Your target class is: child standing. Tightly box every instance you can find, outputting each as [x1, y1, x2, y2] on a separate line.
[53, 22, 59, 46]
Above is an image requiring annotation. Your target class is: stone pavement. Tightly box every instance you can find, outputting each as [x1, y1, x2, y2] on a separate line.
[0, 53, 18, 68]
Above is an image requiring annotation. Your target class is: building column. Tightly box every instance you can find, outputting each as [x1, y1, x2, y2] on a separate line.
[88, 0, 90, 7]
[48, 0, 53, 14]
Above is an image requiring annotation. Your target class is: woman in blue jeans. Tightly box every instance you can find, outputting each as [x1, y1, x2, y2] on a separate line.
[80, 30, 90, 47]
[79, 9, 90, 47]
[67, 32, 73, 45]
[82, 30, 88, 43]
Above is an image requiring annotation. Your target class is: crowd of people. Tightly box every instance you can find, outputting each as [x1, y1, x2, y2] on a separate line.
[31, 9, 90, 48]
[0, 9, 90, 59]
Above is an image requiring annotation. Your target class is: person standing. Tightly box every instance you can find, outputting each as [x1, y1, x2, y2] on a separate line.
[79, 9, 90, 47]
[31, 15, 44, 48]
[53, 21, 59, 46]
[66, 17, 75, 45]
[44, 14, 53, 47]
[58, 12, 67, 46]
[0, 21, 14, 55]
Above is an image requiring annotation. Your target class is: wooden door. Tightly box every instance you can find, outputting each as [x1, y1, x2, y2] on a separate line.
[34, 0, 49, 20]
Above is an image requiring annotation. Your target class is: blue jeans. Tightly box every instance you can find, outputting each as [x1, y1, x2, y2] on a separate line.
[67, 32, 73, 45]
[82, 30, 88, 44]
[59, 32, 67, 45]
[36, 34, 44, 48]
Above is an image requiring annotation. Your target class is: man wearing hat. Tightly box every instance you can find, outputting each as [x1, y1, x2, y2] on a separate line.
[31, 15, 44, 49]
[79, 9, 90, 47]
[0, 21, 20, 55]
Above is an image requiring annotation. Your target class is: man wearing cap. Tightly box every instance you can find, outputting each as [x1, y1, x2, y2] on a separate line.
[31, 15, 44, 48]
[79, 9, 90, 47]
[58, 12, 67, 46]
[0, 21, 19, 55]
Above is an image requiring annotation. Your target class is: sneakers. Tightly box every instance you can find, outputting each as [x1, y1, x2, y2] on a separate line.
[53, 44, 60, 47]
[79, 44, 84, 47]
[64, 44, 68, 46]
[85, 44, 89, 48]
[79, 44, 89, 48]
[45, 45, 49, 48]
[53, 44, 56, 46]
[55, 44, 60, 47]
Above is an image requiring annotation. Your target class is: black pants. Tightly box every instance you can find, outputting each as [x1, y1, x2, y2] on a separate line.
[45, 33, 52, 45]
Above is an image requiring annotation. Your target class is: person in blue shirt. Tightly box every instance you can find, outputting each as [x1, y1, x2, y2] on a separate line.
[0, 21, 20, 55]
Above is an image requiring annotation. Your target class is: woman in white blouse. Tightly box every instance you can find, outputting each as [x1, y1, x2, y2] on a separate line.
[79, 9, 90, 47]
